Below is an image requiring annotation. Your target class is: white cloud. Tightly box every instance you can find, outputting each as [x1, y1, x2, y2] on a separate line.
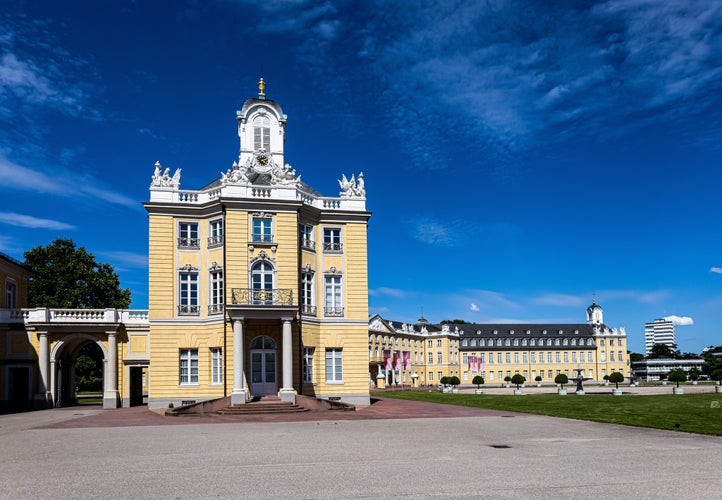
[532, 293, 585, 307]
[469, 303, 480, 312]
[0, 154, 137, 209]
[369, 287, 406, 298]
[0, 211, 75, 230]
[710, 267, 722, 274]
[96, 251, 148, 268]
[664, 315, 694, 326]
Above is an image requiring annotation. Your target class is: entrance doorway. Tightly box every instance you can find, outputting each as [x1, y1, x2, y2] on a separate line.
[7, 367, 31, 411]
[249, 336, 277, 397]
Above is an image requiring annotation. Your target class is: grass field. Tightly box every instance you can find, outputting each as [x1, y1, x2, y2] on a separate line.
[377, 390, 722, 436]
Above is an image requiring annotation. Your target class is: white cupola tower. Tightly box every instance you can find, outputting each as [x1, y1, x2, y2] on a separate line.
[235, 78, 287, 169]
[586, 299, 604, 325]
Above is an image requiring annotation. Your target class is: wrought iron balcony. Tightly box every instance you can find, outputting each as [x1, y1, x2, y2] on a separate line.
[207, 235, 224, 248]
[323, 242, 343, 253]
[301, 305, 317, 316]
[231, 288, 294, 306]
[208, 304, 224, 315]
[324, 306, 345, 317]
[251, 234, 274, 244]
[178, 305, 200, 315]
[301, 238, 316, 251]
[177, 237, 200, 249]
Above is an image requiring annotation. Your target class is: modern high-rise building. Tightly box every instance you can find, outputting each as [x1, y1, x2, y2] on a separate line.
[644, 318, 676, 355]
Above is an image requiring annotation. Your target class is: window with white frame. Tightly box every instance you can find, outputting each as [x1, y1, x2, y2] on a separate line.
[556, 352, 561, 362]
[325, 348, 342, 383]
[437, 352, 442, 363]
[211, 348, 222, 384]
[547, 352, 553, 363]
[572, 352, 577, 363]
[208, 219, 223, 247]
[251, 261, 274, 304]
[209, 268, 223, 314]
[428, 352, 433, 363]
[462, 353, 468, 364]
[323, 228, 342, 252]
[428, 372, 433, 381]
[588, 352, 593, 363]
[505, 352, 511, 363]
[5, 280, 17, 308]
[531, 352, 536, 363]
[253, 115, 270, 151]
[303, 347, 314, 383]
[497, 352, 502, 363]
[178, 222, 199, 249]
[179, 349, 198, 384]
[252, 216, 273, 243]
[610, 351, 615, 361]
[522, 352, 528, 363]
[324, 275, 343, 316]
[178, 270, 199, 315]
[563, 352, 569, 362]
[428, 340, 433, 348]
[300, 223, 315, 251]
[300, 271, 315, 315]
[618, 350, 623, 361]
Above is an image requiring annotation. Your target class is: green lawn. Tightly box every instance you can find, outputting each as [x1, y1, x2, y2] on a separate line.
[376, 390, 722, 436]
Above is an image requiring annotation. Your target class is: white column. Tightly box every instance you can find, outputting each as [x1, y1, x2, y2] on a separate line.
[279, 318, 296, 403]
[37, 332, 51, 408]
[103, 332, 119, 408]
[231, 318, 247, 404]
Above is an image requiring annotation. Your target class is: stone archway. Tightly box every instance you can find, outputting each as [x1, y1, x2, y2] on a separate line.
[50, 334, 108, 408]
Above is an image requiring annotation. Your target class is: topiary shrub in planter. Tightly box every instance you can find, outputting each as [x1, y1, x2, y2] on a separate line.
[472, 375, 485, 394]
[554, 374, 569, 395]
[603, 374, 610, 386]
[511, 373, 525, 395]
[450, 376, 461, 393]
[689, 369, 700, 385]
[608, 371, 624, 395]
[440, 376, 450, 393]
[503, 375, 512, 388]
[667, 369, 687, 394]
[535, 375, 542, 387]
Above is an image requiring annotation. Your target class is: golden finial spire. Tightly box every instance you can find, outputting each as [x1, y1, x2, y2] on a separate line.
[258, 77, 266, 99]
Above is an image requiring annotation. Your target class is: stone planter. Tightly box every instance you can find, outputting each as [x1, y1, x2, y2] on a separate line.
[504, 383, 511, 388]
[536, 382, 541, 387]
[661, 381, 667, 386]
[673, 387, 684, 395]
[692, 381, 698, 385]
[475, 389, 484, 395]
[612, 388, 622, 396]
[575, 390, 585, 395]
[513, 389, 522, 396]
[715, 385, 722, 393]
[451, 388, 459, 394]
[442, 386, 451, 393]
[557, 389, 567, 396]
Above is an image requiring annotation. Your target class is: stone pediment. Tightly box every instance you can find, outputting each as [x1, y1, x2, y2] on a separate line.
[369, 317, 391, 333]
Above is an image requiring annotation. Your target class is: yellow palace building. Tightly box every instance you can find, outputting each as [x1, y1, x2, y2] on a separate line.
[143, 80, 372, 408]
[369, 301, 629, 387]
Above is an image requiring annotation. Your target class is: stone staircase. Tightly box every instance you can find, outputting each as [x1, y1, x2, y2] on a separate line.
[216, 397, 309, 415]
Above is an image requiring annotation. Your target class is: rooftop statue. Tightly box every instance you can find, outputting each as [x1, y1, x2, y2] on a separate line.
[150, 161, 181, 188]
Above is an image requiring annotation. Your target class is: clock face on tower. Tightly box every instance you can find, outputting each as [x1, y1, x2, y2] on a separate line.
[252, 151, 272, 173]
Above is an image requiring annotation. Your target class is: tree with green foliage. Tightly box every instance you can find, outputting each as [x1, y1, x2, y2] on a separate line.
[688, 368, 700, 382]
[510, 373, 525, 389]
[74, 343, 103, 392]
[667, 369, 687, 388]
[449, 376, 460, 388]
[648, 343, 678, 359]
[440, 376, 449, 387]
[439, 319, 470, 324]
[472, 375, 484, 389]
[554, 373, 568, 390]
[702, 346, 722, 375]
[24, 238, 131, 309]
[710, 369, 722, 385]
[629, 352, 645, 362]
[608, 371, 625, 389]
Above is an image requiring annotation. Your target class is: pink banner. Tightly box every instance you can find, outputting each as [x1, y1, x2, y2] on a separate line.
[383, 350, 392, 370]
[393, 351, 402, 371]
[403, 351, 411, 371]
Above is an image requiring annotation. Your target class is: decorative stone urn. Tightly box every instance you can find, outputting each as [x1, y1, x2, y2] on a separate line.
[673, 387, 684, 395]
[715, 385, 722, 393]
[557, 389, 567, 396]
[475, 389, 484, 395]
[612, 388, 622, 396]
[513, 389, 522, 396]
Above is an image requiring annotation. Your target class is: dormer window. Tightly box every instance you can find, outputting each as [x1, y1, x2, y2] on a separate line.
[253, 115, 270, 151]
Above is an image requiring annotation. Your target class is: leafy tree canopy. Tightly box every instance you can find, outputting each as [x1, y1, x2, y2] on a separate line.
[629, 352, 645, 362]
[472, 375, 484, 387]
[667, 368, 687, 387]
[25, 238, 131, 309]
[703, 346, 722, 375]
[510, 373, 525, 388]
[554, 373, 569, 388]
[608, 371, 625, 388]
[440, 319, 470, 324]
[648, 343, 678, 359]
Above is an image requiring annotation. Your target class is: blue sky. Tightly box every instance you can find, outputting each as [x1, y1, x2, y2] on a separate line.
[2, 1, 721, 354]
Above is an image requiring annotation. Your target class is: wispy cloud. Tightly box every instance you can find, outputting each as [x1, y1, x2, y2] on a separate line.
[710, 267, 722, 274]
[469, 303, 480, 312]
[664, 315, 694, 326]
[532, 293, 586, 307]
[601, 289, 671, 304]
[0, 211, 75, 230]
[0, 154, 138, 209]
[236, 1, 722, 169]
[369, 287, 406, 298]
[96, 251, 148, 268]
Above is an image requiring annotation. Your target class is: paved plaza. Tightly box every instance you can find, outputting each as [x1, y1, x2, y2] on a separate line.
[1, 394, 721, 499]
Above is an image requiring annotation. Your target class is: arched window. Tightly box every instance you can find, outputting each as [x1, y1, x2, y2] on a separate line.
[253, 115, 270, 151]
[250, 335, 276, 350]
[251, 261, 274, 303]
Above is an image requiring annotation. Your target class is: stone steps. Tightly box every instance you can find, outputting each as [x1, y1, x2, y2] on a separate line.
[216, 400, 309, 415]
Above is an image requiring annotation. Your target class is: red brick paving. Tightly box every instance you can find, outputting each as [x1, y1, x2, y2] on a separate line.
[37, 397, 521, 429]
